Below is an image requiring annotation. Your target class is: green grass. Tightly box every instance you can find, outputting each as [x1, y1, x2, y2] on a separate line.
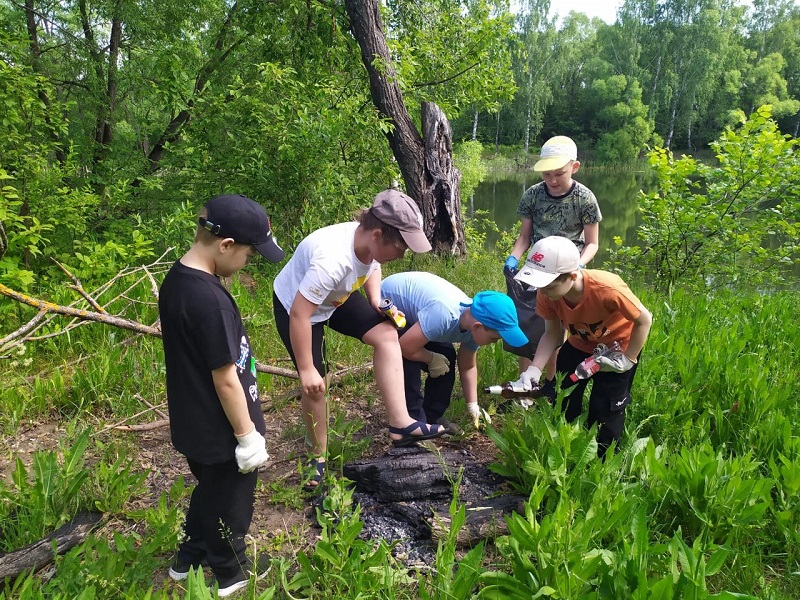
[1, 236, 799, 598]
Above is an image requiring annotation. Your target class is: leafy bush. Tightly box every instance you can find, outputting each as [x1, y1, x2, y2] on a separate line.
[284, 478, 414, 598]
[611, 105, 800, 290]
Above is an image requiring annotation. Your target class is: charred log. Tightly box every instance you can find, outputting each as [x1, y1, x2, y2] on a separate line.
[343, 446, 467, 502]
[342, 447, 525, 551]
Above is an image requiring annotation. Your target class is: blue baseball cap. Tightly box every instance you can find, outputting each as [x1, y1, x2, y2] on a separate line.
[463, 291, 528, 348]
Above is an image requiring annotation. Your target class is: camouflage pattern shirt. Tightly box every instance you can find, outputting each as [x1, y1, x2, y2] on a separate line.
[516, 181, 602, 251]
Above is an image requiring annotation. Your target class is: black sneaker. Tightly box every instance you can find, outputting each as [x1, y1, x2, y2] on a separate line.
[215, 571, 248, 597]
[215, 554, 270, 597]
[168, 557, 205, 582]
[435, 417, 463, 436]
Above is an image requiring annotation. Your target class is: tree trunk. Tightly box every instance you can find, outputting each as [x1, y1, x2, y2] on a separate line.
[23, 0, 66, 165]
[472, 108, 479, 141]
[495, 109, 501, 153]
[344, 0, 465, 255]
[524, 68, 532, 153]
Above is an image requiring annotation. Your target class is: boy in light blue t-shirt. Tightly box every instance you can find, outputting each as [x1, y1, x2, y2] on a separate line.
[381, 272, 527, 429]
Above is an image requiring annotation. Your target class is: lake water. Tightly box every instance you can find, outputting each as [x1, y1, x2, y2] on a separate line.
[468, 167, 657, 268]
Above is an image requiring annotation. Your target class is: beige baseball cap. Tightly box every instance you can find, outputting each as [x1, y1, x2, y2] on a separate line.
[533, 136, 578, 172]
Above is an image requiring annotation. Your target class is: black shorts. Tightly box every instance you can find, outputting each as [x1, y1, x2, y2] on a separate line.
[273, 291, 387, 376]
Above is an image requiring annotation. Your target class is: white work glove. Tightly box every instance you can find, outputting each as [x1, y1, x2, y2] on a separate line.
[467, 402, 492, 429]
[234, 429, 269, 473]
[428, 352, 451, 378]
[595, 352, 636, 373]
[515, 366, 542, 391]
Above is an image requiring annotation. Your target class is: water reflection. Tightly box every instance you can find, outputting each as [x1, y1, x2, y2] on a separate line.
[470, 167, 657, 269]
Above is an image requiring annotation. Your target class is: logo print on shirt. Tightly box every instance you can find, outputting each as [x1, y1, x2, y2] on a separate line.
[249, 384, 259, 403]
[568, 321, 608, 342]
[332, 274, 369, 307]
[235, 336, 249, 372]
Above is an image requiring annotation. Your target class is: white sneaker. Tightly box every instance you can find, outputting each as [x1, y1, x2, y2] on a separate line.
[216, 574, 248, 597]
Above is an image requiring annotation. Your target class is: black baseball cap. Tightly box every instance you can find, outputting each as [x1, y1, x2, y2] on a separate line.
[200, 194, 285, 262]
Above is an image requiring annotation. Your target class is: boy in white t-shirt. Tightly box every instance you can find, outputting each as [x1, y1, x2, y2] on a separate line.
[272, 189, 445, 491]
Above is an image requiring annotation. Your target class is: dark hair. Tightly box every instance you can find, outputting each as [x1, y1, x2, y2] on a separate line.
[355, 208, 407, 249]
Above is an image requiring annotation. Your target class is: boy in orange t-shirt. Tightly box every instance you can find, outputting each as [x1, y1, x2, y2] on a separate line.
[515, 236, 652, 458]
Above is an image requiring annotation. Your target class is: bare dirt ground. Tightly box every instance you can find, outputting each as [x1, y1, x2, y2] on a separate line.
[0, 375, 500, 592]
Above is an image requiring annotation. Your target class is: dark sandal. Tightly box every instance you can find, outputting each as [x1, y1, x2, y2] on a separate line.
[388, 420, 445, 448]
[302, 458, 326, 492]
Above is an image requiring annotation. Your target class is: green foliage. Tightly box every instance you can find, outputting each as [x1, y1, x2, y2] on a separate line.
[480, 286, 800, 597]
[0, 432, 90, 551]
[589, 75, 656, 163]
[454, 140, 488, 199]
[284, 478, 414, 598]
[386, 0, 516, 119]
[611, 106, 800, 290]
[740, 53, 800, 119]
[419, 483, 485, 600]
[631, 440, 773, 544]
[0, 430, 143, 553]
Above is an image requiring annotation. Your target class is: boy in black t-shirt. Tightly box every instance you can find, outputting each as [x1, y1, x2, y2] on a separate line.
[159, 194, 285, 597]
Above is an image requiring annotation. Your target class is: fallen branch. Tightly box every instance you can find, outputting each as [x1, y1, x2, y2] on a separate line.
[0, 253, 342, 381]
[112, 419, 170, 432]
[94, 402, 169, 436]
[255, 361, 299, 379]
[0, 283, 162, 338]
[134, 393, 168, 420]
[0, 251, 174, 357]
[52, 259, 106, 313]
[279, 362, 373, 400]
[0, 512, 104, 580]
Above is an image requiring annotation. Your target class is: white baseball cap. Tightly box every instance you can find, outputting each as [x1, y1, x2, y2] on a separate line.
[514, 236, 581, 288]
[533, 136, 578, 172]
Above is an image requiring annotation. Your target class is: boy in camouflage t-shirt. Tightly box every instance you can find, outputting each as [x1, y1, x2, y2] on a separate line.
[503, 136, 602, 388]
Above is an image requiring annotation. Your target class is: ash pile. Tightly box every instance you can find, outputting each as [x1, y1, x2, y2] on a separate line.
[337, 446, 526, 567]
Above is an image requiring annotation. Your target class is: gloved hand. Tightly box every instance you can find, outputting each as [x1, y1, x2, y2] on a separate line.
[516, 365, 542, 391]
[595, 352, 636, 373]
[234, 428, 269, 473]
[428, 352, 451, 378]
[504, 255, 519, 273]
[467, 402, 492, 429]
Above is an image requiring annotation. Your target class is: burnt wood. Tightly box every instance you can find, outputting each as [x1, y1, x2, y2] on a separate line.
[343, 446, 467, 502]
[343, 447, 526, 549]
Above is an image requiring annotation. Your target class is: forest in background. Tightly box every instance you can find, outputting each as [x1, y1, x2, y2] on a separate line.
[458, 0, 800, 160]
[1, 0, 799, 299]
